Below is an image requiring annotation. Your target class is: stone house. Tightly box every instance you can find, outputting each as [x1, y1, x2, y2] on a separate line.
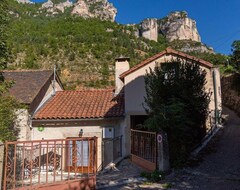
[2, 70, 125, 171]
[6, 47, 222, 172]
[2, 70, 63, 141]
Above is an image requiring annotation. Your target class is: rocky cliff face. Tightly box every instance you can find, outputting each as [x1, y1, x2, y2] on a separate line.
[140, 18, 158, 42]
[135, 11, 213, 53]
[159, 11, 201, 42]
[72, 0, 117, 22]
[40, 0, 116, 21]
[17, 0, 117, 21]
[41, 0, 73, 14]
[137, 11, 201, 43]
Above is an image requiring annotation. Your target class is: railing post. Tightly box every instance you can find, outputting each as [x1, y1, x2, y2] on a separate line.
[0, 141, 4, 190]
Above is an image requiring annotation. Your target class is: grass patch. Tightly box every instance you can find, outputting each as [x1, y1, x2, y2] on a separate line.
[140, 170, 164, 182]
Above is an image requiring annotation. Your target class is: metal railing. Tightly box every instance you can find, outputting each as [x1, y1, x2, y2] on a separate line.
[131, 129, 157, 163]
[3, 137, 97, 190]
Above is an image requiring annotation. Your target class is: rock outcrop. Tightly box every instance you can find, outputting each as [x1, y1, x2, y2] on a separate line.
[71, 0, 93, 18]
[136, 11, 201, 43]
[38, 0, 117, 21]
[42, 0, 54, 9]
[159, 11, 201, 42]
[140, 18, 158, 42]
[41, 0, 73, 14]
[72, 0, 117, 22]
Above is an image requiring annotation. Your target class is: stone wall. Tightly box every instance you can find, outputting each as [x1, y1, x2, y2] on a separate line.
[221, 74, 240, 116]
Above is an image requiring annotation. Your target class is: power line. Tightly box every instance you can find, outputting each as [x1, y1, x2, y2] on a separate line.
[213, 29, 240, 51]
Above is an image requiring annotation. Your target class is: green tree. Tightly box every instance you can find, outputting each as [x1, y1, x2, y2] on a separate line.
[0, 0, 9, 68]
[0, 95, 19, 142]
[231, 40, 240, 70]
[0, 0, 20, 142]
[144, 60, 210, 167]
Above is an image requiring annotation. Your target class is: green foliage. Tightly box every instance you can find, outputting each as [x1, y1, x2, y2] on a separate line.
[6, 6, 167, 88]
[0, 94, 20, 142]
[219, 64, 235, 74]
[140, 170, 164, 182]
[144, 60, 210, 167]
[0, 0, 20, 142]
[0, 0, 9, 69]
[23, 51, 39, 69]
[231, 40, 240, 71]
[189, 52, 228, 66]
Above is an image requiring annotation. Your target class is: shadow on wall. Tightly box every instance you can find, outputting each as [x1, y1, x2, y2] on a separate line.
[104, 75, 147, 119]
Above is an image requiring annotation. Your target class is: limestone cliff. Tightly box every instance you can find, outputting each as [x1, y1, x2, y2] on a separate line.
[72, 0, 117, 22]
[159, 11, 201, 42]
[17, 0, 117, 21]
[41, 0, 73, 14]
[40, 0, 116, 21]
[137, 11, 201, 43]
[140, 18, 158, 42]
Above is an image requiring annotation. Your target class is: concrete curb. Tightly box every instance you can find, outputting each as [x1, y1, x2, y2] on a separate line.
[191, 124, 223, 157]
[97, 177, 147, 189]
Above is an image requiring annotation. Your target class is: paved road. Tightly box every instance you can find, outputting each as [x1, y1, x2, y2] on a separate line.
[166, 106, 240, 190]
[103, 107, 240, 190]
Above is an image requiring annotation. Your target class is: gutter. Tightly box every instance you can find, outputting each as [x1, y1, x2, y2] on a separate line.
[32, 116, 125, 125]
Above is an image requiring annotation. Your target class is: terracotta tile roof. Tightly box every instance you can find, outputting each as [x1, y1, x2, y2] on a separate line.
[33, 89, 124, 120]
[2, 70, 53, 104]
[120, 47, 214, 80]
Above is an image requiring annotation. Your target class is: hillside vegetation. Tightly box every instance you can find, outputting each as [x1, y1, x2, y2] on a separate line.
[6, 0, 228, 89]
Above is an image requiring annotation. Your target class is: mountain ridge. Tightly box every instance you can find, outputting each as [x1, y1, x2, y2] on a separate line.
[7, 0, 226, 89]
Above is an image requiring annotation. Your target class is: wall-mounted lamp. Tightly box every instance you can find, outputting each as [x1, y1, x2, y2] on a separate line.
[79, 129, 83, 137]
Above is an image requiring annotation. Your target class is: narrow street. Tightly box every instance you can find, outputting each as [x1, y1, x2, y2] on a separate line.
[102, 107, 240, 189]
[165, 106, 240, 190]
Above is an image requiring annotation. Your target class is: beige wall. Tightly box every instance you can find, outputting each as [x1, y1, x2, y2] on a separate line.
[31, 119, 125, 170]
[34, 80, 63, 114]
[15, 109, 31, 141]
[115, 59, 130, 95]
[124, 54, 221, 117]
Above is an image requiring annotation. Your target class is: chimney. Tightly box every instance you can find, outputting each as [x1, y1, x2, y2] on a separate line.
[115, 56, 130, 95]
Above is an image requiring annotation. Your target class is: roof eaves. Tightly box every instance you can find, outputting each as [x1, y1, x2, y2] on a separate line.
[120, 47, 213, 79]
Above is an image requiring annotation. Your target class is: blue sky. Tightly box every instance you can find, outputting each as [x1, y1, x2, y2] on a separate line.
[33, 0, 240, 55]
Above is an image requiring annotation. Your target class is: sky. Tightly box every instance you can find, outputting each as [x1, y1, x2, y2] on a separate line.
[33, 0, 240, 55]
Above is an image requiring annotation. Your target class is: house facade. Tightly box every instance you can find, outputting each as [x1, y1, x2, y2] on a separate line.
[7, 48, 222, 172]
[116, 48, 222, 155]
[3, 70, 63, 141]
[31, 89, 126, 170]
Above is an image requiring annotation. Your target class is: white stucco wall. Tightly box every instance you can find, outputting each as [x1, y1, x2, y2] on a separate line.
[124, 54, 220, 117]
[31, 118, 126, 170]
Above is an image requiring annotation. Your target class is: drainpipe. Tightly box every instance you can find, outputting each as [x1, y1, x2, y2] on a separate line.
[213, 69, 218, 125]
